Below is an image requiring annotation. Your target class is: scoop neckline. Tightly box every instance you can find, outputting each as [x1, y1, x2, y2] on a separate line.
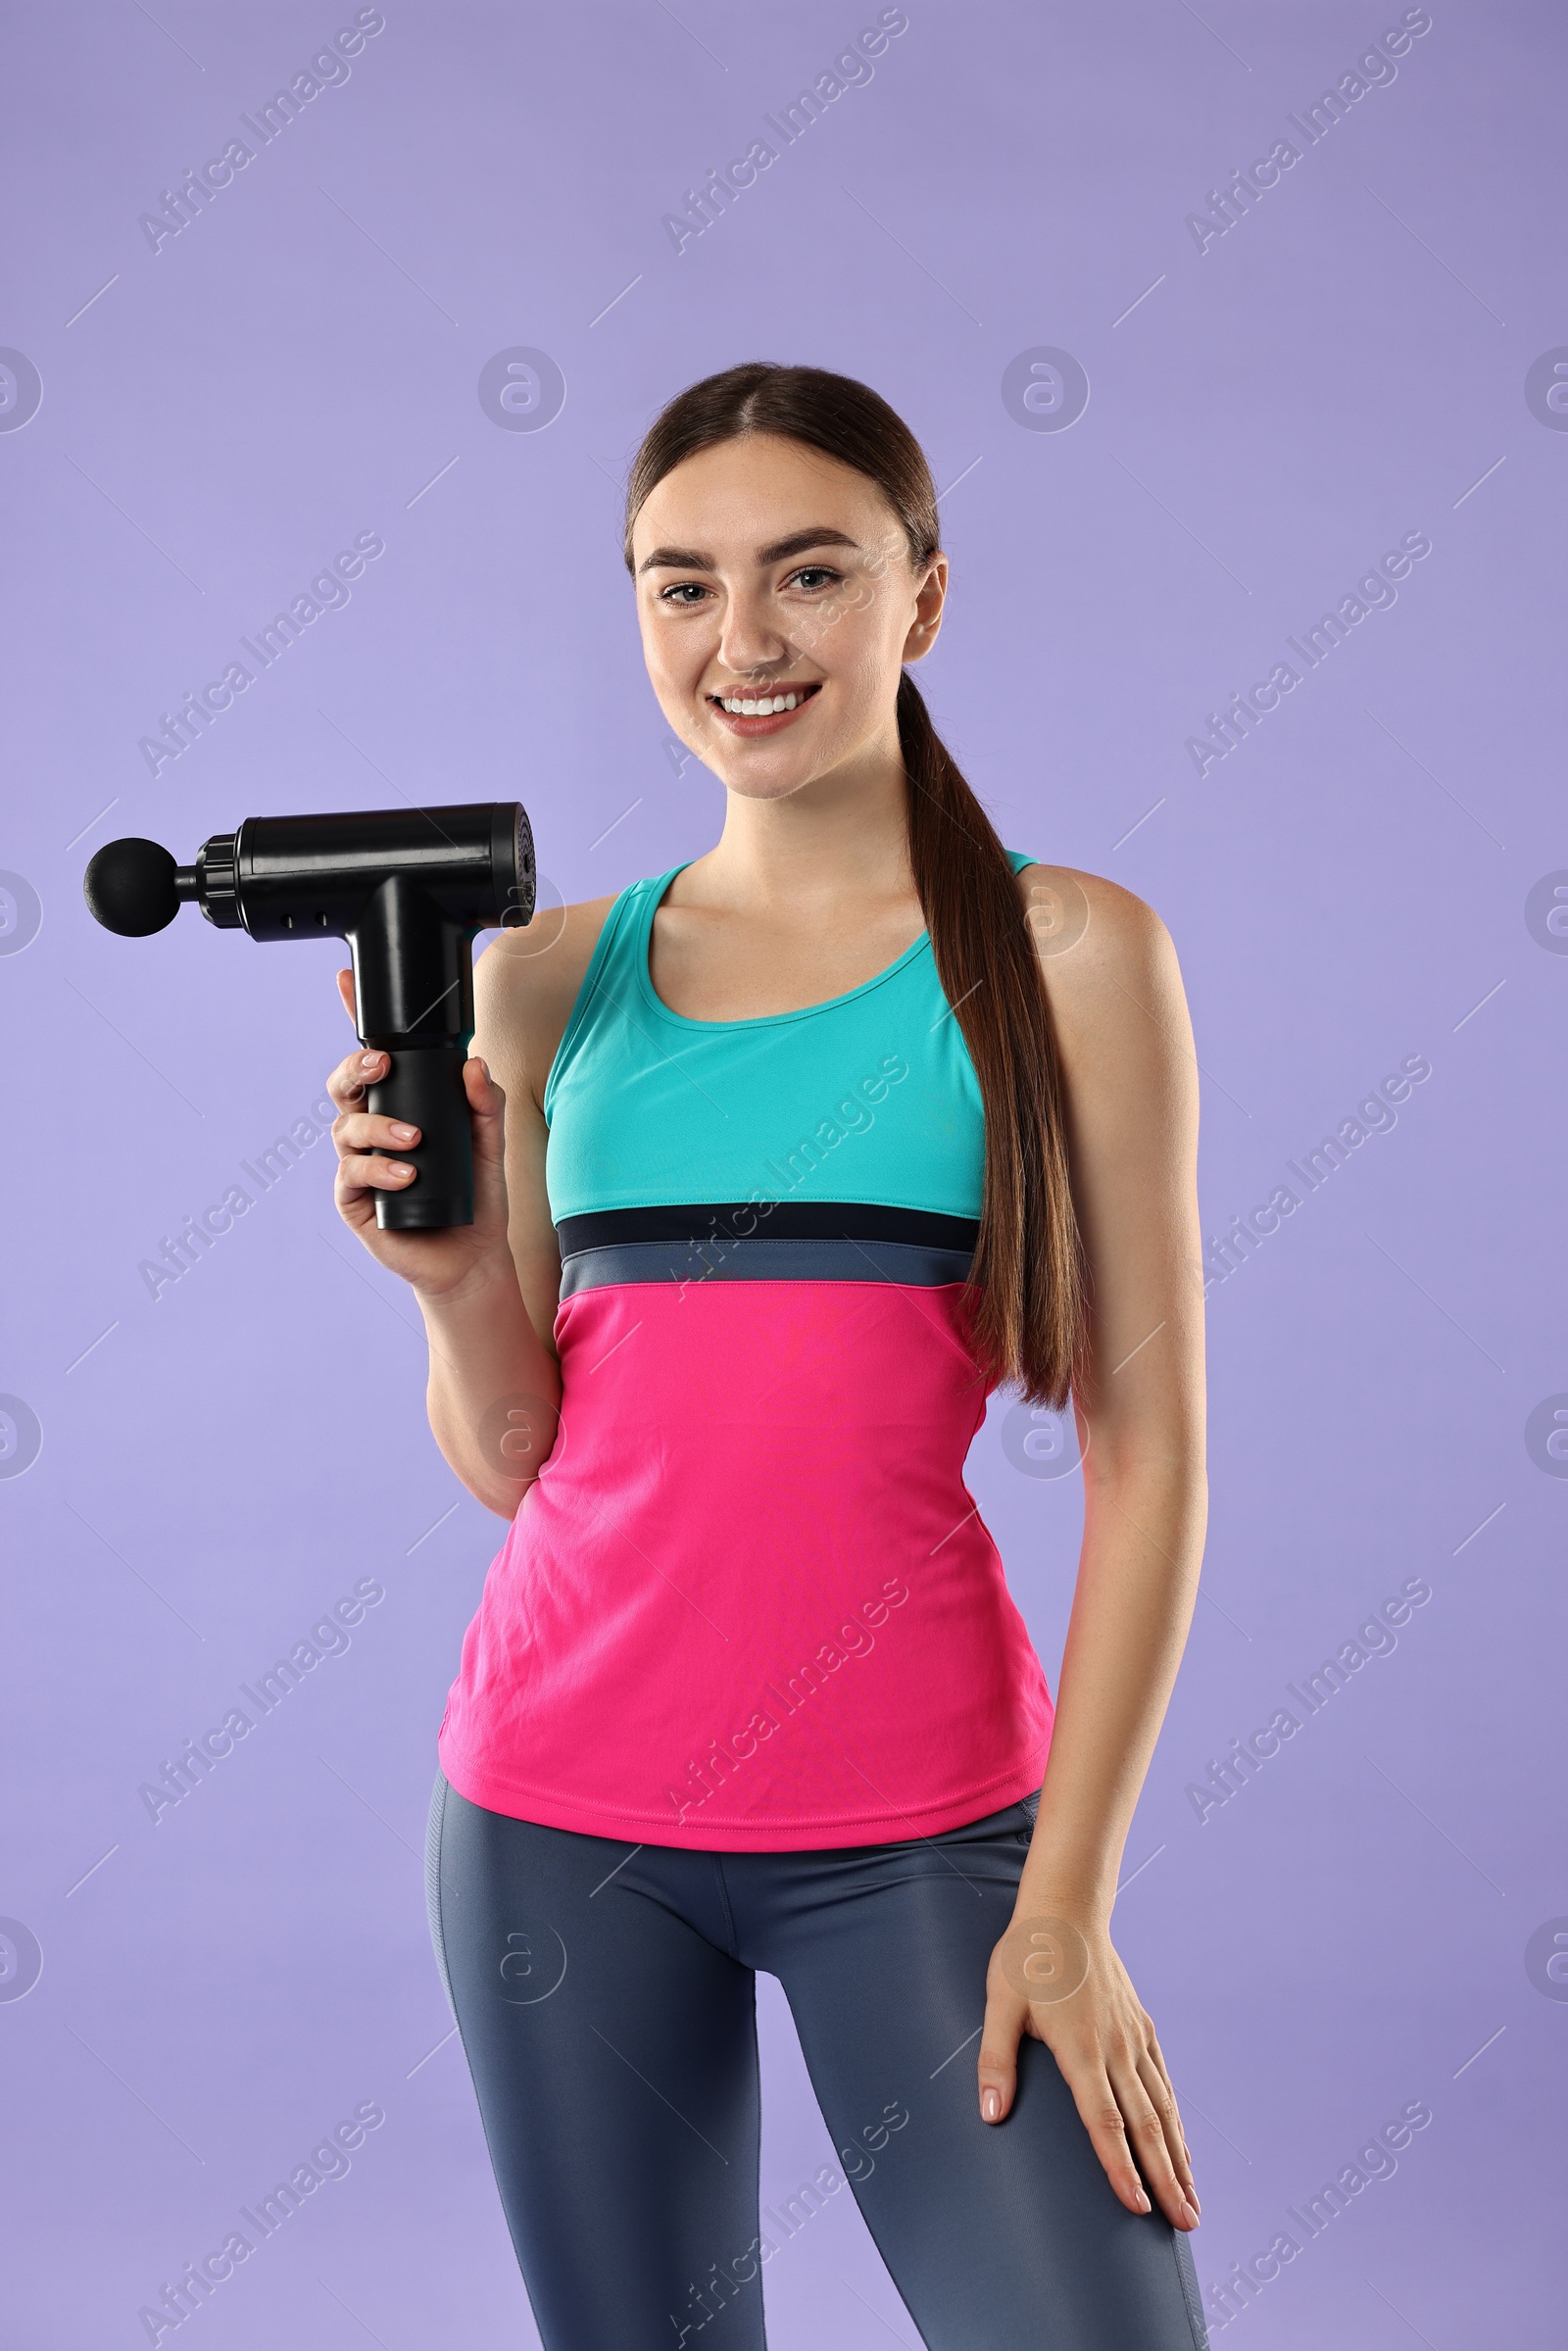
[635, 860, 934, 1032]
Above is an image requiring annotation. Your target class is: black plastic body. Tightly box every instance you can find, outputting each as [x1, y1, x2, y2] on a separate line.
[365, 1046, 475, 1228]
[180, 803, 534, 1229]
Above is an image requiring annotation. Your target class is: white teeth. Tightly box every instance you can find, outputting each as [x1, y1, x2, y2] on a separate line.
[719, 690, 806, 714]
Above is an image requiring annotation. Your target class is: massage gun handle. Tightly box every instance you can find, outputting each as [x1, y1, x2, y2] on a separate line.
[366, 1044, 474, 1231]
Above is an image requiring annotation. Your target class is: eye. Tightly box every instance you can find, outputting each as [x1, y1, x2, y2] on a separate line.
[658, 581, 711, 606]
[788, 565, 842, 592]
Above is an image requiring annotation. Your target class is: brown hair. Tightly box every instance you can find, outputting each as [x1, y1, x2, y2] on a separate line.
[622, 362, 1087, 1408]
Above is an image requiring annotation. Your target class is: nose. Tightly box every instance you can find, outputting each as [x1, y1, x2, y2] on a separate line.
[714, 582, 790, 682]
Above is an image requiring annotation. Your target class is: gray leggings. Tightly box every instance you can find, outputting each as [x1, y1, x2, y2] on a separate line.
[425, 1769, 1208, 2350]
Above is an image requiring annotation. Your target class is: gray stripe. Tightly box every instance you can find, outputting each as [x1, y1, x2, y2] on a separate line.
[558, 1238, 975, 1297]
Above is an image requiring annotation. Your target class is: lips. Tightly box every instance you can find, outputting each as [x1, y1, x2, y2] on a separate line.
[706, 680, 822, 737]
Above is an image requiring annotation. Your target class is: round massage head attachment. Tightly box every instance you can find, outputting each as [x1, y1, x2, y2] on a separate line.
[82, 837, 183, 936]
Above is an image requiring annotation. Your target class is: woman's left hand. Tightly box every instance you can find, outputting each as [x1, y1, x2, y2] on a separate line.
[978, 1907, 1201, 2231]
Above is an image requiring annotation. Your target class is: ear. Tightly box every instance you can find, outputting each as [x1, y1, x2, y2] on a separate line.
[901, 552, 948, 664]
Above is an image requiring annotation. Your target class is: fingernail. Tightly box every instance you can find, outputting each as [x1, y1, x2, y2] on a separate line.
[360, 1052, 379, 1070]
[390, 1163, 414, 1178]
[980, 2087, 1001, 2122]
[1133, 2186, 1152, 2213]
[1182, 2197, 1200, 2228]
[1187, 2189, 1201, 2216]
[389, 1122, 418, 1143]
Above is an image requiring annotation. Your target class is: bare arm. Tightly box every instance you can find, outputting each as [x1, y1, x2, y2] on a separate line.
[324, 898, 613, 1516]
[414, 1055, 563, 1520]
[1018, 869, 1206, 1910]
[977, 864, 1206, 2235]
[412, 931, 565, 1517]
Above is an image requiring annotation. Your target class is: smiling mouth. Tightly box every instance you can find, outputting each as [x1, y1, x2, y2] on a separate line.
[707, 681, 822, 716]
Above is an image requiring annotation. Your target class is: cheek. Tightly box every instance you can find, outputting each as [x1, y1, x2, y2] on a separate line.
[640, 612, 710, 694]
[816, 627, 898, 729]
[808, 588, 893, 674]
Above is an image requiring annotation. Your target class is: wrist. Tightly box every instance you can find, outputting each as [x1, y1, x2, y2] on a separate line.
[1012, 1858, 1116, 1932]
[412, 1244, 522, 1315]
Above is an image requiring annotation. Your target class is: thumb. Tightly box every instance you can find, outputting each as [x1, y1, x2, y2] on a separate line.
[465, 1072, 512, 1247]
[465, 1055, 508, 1166]
[465, 1053, 503, 1117]
[977, 1984, 1025, 2124]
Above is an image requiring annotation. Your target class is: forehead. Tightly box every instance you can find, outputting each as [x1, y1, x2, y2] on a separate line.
[631, 432, 898, 563]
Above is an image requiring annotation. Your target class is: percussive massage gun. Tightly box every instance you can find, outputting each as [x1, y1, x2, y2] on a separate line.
[83, 803, 536, 1230]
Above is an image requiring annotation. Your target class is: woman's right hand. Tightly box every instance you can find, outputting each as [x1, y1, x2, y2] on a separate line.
[325, 999, 516, 1301]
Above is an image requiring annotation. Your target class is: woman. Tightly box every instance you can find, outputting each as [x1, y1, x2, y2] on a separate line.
[326, 363, 1210, 2348]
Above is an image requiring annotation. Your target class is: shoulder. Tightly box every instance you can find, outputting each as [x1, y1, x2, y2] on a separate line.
[1011, 860, 1194, 1088]
[1012, 860, 1177, 988]
[472, 889, 623, 1109]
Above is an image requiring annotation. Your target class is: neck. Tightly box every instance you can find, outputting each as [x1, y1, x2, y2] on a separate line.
[697, 719, 916, 919]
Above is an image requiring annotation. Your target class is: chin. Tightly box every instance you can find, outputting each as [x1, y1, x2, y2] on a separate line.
[716, 767, 816, 804]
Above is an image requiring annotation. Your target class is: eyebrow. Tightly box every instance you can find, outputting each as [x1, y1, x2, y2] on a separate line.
[636, 526, 861, 576]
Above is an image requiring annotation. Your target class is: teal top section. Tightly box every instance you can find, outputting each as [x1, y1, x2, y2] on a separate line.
[543, 851, 1039, 1225]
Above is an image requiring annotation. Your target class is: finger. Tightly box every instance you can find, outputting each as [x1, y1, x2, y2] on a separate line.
[1104, 2040, 1195, 2230]
[465, 1055, 514, 1222]
[324, 1046, 387, 1115]
[1140, 2033, 1199, 2211]
[1141, 2020, 1194, 2166]
[335, 1149, 418, 1199]
[1135, 2046, 1196, 2215]
[1055, 2052, 1153, 2216]
[332, 1109, 423, 1158]
[975, 1986, 1025, 2124]
[464, 1053, 506, 1142]
[332, 1127, 381, 1230]
[335, 966, 357, 1025]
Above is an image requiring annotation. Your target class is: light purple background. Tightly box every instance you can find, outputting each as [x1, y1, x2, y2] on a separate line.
[3, 4, 1565, 2344]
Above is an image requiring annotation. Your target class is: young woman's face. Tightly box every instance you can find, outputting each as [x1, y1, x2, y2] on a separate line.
[630, 431, 946, 804]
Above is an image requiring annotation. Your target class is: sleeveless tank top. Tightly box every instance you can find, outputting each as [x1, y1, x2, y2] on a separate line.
[436, 853, 1055, 1848]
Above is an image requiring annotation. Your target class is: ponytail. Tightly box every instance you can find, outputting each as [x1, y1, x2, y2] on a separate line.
[898, 672, 1086, 1405]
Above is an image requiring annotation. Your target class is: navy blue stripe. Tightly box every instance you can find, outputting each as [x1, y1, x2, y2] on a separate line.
[559, 1238, 976, 1298]
[556, 1200, 980, 1256]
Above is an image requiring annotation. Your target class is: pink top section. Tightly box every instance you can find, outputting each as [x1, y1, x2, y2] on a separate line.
[438, 1276, 1054, 1849]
